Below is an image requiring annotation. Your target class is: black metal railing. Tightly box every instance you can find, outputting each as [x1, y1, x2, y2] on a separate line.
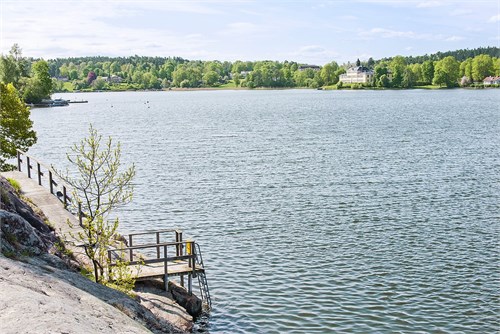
[16, 149, 83, 225]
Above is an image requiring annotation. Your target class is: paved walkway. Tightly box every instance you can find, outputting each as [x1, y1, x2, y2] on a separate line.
[1, 171, 87, 263]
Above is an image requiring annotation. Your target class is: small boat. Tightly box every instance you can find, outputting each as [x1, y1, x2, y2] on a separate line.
[51, 98, 69, 106]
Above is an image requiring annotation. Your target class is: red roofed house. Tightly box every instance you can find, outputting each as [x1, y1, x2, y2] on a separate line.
[483, 76, 500, 85]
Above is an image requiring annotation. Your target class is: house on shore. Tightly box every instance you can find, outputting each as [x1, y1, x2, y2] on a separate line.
[339, 66, 374, 84]
[483, 76, 500, 85]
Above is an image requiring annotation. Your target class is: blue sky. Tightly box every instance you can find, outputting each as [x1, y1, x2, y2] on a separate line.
[1, 0, 499, 64]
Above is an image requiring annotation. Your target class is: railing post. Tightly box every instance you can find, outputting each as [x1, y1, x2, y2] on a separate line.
[191, 241, 196, 269]
[129, 235, 133, 261]
[176, 230, 183, 257]
[108, 250, 112, 280]
[17, 151, 22, 172]
[156, 232, 160, 258]
[78, 202, 83, 226]
[164, 245, 168, 291]
[26, 156, 31, 178]
[37, 163, 42, 186]
[63, 186, 68, 208]
[49, 171, 54, 194]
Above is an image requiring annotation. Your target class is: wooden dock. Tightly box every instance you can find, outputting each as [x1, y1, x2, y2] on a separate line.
[3, 150, 211, 308]
[107, 229, 211, 305]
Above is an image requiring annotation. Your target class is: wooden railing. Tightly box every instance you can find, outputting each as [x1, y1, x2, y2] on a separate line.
[16, 149, 83, 225]
[107, 229, 200, 292]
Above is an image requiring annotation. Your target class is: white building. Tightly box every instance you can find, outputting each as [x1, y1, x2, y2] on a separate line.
[483, 76, 500, 85]
[339, 66, 374, 84]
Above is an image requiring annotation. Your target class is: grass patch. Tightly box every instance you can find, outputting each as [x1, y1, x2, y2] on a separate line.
[63, 81, 74, 92]
[7, 178, 21, 194]
[413, 85, 444, 89]
[218, 81, 237, 88]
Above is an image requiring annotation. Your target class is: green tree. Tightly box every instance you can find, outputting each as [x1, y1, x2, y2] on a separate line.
[92, 77, 108, 90]
[459, 58, 473, 81]
[378, 74, 390, 88]
[203, 70, 220, 86]
[432, 56, 459, 87]
[0, 83, 37, 170]
[402, 67, 416, 88]
[373, 63, 389, 85]
[471, 54, 494, 82]
[0, 55, 20, 86]
[58, 125, 135, 283]
[22, 60, 53, 103]
[493, 58, 500, 76]
[320, 62, 339, 85]
[421, 60, 434, 85]
[389, 56, 406, 87]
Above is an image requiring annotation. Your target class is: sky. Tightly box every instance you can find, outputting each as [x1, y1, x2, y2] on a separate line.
[1, 0, 499, 65]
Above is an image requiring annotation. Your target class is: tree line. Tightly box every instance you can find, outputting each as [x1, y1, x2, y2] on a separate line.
[1, 44, 500, 96]
[44, 46, 499, 90]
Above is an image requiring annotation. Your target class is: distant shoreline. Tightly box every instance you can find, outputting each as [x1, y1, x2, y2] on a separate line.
[53, 85, 498, 95]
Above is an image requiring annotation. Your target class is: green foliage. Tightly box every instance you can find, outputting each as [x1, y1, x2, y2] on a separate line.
[58, 124, 135, 283]
[106, 245, 143, 294]
[389, 56, 406, 87]
[433, 56, 460, 87]
[0, 56, 21, 87]
[7, 178, 21, 194]
[471, 54, 494, 82]
[0, 83, 37, 170]
[378, 74, 390, 88]
[22, 60, 53, 103]
[5, 44, 498, 92]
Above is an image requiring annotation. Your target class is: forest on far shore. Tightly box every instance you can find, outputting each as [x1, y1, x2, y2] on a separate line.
[1, 45, 499, 102]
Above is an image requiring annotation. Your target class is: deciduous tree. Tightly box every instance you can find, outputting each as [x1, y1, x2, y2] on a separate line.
[0, 83, 37, 170]
[471, 54, 494, 82]
[58, 125, 135, 282]
[432, 56, 459, 87]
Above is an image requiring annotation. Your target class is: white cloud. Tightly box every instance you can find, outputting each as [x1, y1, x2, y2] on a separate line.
[338, 15, 359, 21]
[285, 45, 340, 65]
[359, 28, 425, 39]
[445, 36, 464, 42]
[416, 1, 444, 8]
[222, 22, 264, 36]
[488, 14, 500, 23]
[299, 45, 326, 53]
[359, 28, 465, 43]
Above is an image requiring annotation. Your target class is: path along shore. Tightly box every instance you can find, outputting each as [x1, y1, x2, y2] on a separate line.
[0, 171, 194, 333]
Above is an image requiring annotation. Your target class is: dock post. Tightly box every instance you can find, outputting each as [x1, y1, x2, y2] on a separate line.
[17, 151, 22, 172]
[164, 245, 168, 291]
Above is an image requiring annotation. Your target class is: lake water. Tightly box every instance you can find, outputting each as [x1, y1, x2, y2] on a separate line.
[28, 89, 499, 333]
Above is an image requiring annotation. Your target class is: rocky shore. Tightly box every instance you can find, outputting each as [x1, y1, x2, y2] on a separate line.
[0, 176, 197, 333]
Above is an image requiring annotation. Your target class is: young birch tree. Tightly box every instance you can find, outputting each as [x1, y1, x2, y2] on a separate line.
[60, 124, 135, 283]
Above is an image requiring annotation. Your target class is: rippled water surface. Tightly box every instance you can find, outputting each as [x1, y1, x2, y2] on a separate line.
[29, 89, 499, 333]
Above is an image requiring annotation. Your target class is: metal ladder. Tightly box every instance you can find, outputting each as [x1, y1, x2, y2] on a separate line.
[195, 243, 212, 309]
